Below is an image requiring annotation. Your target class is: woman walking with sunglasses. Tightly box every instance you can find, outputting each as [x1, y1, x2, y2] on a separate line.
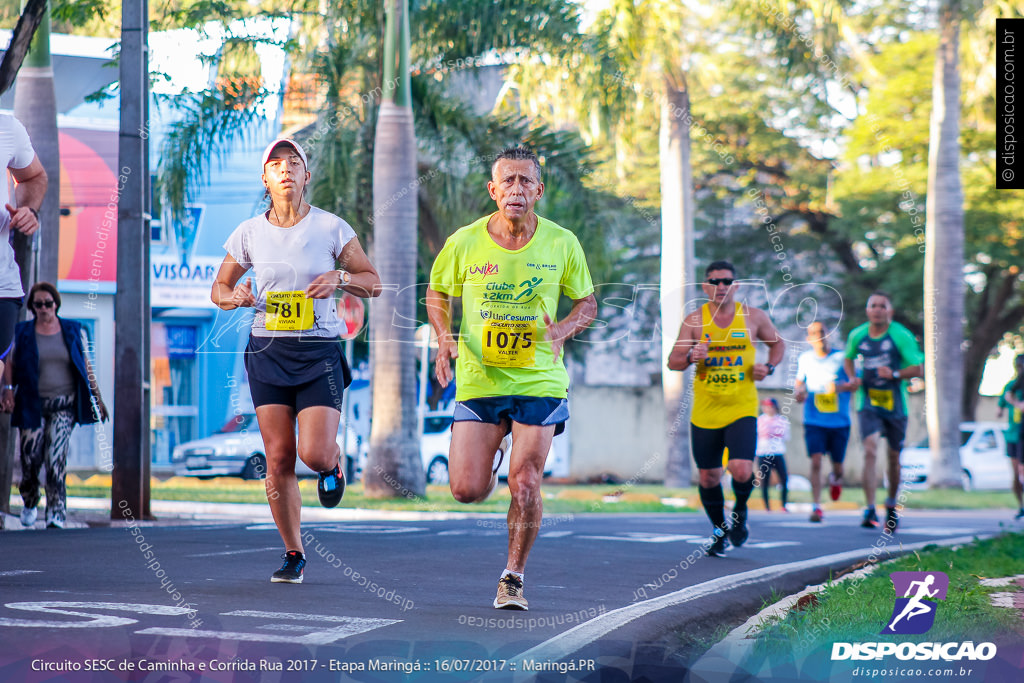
[1, 282, 108, 528]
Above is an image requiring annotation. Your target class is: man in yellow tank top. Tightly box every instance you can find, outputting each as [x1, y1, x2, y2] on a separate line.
[668, 261, 785, 556]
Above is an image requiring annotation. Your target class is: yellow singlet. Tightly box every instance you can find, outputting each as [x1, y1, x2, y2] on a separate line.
[691, 302, 758, 429]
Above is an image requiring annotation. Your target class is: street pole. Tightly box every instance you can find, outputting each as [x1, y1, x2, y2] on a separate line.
[111, 0, 150, 520]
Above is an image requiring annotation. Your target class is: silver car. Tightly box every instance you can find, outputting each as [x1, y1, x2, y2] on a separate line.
[171, 413, 364, 481]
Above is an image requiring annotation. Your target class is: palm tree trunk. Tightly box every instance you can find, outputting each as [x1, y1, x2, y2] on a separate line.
[924, 0, 964, 489]
[661, 80, 695, 488]
[364, 0, 424, 498]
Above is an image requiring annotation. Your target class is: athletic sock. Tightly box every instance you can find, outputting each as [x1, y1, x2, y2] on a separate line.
[732, 476, 755, 519]
[501, 569, 524, 582]
[699, 484, 727, 530]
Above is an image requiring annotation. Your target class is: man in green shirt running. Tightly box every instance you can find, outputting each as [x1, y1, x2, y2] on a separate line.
[998, 354, 1024, 520]
[427, 145, 597, 610]
[844, 292, 924, 532]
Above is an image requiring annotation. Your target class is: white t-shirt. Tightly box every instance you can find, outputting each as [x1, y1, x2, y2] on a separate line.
[0, 114, 37, 297]
[223, 206, 356, 338]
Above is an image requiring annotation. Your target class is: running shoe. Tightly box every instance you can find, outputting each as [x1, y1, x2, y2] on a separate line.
[729, 513, 749, 547]
[706, 528, 729, 557]
[1016, 508, 1024, 520]
[828, 473, 843, 502]
[271, 551, 306, 584]
[317, 464, 346, 508]
[861, 507, 879, 528]
[46, 516, 64, 529]
[885, 506, 899, 532]
[494, 573, 528, 610]
[479, 434, 511, 503]
[20, 506, 37, 527]
[809, 506, 824, 523]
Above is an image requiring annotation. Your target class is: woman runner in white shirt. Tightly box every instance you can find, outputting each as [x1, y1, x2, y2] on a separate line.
[212, 138, 380, 584]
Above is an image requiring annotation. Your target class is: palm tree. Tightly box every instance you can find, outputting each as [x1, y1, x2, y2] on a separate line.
[363, 0, 423, 498]
[924, 0, 964, 489]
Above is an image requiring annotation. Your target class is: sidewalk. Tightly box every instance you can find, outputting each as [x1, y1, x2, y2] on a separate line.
[0, 495, 510, 531]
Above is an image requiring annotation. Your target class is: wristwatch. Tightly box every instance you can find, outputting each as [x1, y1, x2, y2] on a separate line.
[685, 349, 693, 365]
[766, 363, 776, 376]
[336, 270, 351, 286]
[893, 370, 901, 379]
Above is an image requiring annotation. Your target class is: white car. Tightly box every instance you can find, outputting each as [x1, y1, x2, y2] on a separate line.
[899, 422, 1009, 490]
[419, 412, 558, 484]
[171, 413, 364, 481]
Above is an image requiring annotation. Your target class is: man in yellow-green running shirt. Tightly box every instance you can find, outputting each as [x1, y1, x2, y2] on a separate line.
[427, 145, 597, 610]
[668, 261, 785, 557]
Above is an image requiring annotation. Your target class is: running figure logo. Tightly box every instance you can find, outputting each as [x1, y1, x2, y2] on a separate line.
[881, 571, 949, 635]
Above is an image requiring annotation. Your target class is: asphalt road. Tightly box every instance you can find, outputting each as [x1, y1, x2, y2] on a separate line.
[0, 509, 1015, 682]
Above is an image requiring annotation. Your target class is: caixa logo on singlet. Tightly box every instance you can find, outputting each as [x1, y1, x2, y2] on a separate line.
[831, 571, 997, 662]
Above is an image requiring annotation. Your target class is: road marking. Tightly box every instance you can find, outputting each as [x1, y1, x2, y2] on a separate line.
[138, 611, 400, 645]
[511, 533, 989, 673]
[540, 531, 573, 538]
[187, 546, 280, 558]
[579, 533, 701, 543]
[0, 570, 41, 577]
[0, 602, 191, 628]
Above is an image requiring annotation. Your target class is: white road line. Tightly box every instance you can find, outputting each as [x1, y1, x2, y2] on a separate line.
[511, 533, 987, 672]
[0, 570, 42, 577]
[578, 533, 701, 543]
[187, 546, 280, 558]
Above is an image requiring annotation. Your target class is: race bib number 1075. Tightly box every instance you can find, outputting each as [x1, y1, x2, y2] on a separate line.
[482, 319, 536, 367]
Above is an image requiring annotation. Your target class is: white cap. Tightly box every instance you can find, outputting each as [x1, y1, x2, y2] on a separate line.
[261, 138, 308, 168]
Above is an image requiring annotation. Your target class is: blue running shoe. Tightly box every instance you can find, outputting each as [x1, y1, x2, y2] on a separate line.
[317, 464, 346, 508]
[271, 551, 305, 583]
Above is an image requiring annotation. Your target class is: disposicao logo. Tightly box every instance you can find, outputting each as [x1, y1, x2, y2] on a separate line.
[831, 570, 997, 662]
[882, 571, 948, 635]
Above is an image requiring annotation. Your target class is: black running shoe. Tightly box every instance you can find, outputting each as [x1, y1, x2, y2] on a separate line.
[1016, 508, 1024, 520]
[317, 464, 346, 508]
[706, 528, 729, 557]
[885, 506, 899, 532]
[729, 513, 749, 548]
[271, 551, 306, 583]
[860, 507, 879, 528]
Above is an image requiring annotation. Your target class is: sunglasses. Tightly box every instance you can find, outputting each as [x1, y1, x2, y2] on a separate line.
[33, 300, 55, 309]
[706, 278, 735, 286]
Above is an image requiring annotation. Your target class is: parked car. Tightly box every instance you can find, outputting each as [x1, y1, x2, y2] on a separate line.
[899, 422, 1008, 491]
[171, 413, 364, 481]
[419, 412, 558, 484]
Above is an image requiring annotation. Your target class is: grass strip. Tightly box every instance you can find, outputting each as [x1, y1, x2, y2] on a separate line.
[749, 532, 1024, 661]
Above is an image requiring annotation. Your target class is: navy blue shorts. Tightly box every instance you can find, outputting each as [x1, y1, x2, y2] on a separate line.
[857, 410, 907, 451]
[453, 396, 568, 436]
[690, 416, 757, 470]
[803, 424, 851, 464]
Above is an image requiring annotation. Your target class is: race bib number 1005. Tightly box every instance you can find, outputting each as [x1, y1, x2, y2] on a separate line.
[482, 319, 537, 368]
[265, 291, 314, 331]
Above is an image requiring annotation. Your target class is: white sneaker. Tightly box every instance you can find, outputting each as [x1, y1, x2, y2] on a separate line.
[46, 516, 65, 529]
[494, 434, 511, 474]
[20, 507, 37, 527]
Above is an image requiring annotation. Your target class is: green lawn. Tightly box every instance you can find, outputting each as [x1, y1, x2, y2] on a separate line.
[746, 532, 1024, 666]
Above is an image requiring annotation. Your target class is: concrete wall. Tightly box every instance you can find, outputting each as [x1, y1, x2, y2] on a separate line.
[567, 385, 1004, 485]
[568, 385, 667, 481]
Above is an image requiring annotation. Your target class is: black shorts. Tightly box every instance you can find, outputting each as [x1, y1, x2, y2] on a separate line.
[804, 424, 851, 464]
[244, 334, 350, 413]
[248, 371, 346, 413]
[857, 410, 908, 451]
[1007, 439, 1022, 463]
[453, 396, 568, 436]
[0, 296, 23, 361]
[690, 416, 757, 470]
